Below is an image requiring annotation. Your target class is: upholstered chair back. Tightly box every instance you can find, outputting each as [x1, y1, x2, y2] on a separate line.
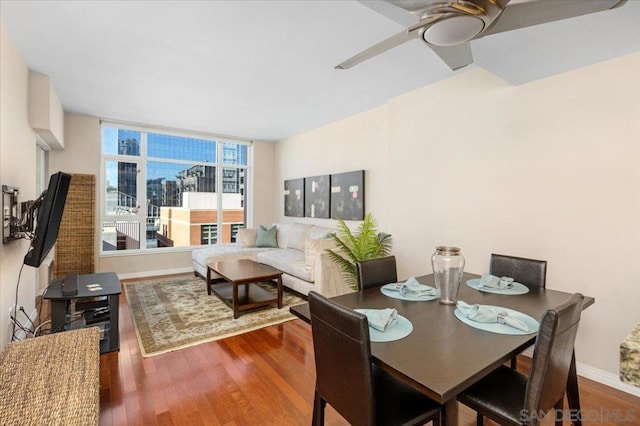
[356, 256, 398, 291]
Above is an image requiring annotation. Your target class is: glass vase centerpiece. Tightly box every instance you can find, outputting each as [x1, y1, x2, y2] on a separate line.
[431, 246, 465, 305]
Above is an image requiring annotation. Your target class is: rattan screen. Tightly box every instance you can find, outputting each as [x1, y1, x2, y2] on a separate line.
[54, 173, 95, 277]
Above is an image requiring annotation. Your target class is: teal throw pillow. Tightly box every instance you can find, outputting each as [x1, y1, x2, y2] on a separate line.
[255, 225, 277, 248]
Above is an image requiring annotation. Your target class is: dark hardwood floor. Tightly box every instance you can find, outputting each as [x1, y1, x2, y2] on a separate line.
[99, 285, 640, 425]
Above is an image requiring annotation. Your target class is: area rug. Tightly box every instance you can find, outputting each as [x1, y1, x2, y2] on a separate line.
[124, 274, 305, 357]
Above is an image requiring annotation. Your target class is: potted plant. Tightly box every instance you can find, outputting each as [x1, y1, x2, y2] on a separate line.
[326, 213, 393, 290]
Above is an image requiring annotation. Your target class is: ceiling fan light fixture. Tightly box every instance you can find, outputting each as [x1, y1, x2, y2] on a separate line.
[422, 15, 485, 46]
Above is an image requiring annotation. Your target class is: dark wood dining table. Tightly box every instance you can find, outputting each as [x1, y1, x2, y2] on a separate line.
[290, 272, 594, 426]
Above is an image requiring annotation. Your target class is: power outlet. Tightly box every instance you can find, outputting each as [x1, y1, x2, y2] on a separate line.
[8, 304, 23, 319]
[8, 304, 32, 341]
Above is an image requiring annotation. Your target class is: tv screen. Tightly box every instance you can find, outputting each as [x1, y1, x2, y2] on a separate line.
[23, 172, 71, 268]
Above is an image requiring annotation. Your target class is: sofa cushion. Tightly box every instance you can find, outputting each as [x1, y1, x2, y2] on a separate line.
[287, 223, 312, 251]
[305, 237, 337, 277]
[257, 248, 312, 282]
[308, 225, 334, 240]
[275, 223, 290, 248]
[192, 244, 273, 269]
[256, 225, 277, 248]
[236, 228, 257, 248]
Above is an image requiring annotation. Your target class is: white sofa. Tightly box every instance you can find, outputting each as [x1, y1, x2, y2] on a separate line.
[192, 223, 352, 297]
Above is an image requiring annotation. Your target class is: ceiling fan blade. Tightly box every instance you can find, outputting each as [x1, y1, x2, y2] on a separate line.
[335, 30, 418, 69]
[483, 0, 628, 36]
[357, 0, 420, 27]
[428, 42, 474, 70]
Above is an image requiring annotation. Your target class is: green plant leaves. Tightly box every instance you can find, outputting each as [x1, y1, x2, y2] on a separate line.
[325, 213, 393, 290]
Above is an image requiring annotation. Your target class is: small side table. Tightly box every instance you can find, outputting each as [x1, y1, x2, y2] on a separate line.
[43, 272, 121, 353]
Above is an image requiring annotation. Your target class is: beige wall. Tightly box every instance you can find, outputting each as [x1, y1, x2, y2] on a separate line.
[275, 104, 390, 230]
[275, 54, 640, 377]
[99, 250, 193, 277]
[50, 114, 101, 174]
[29, 72, 65, 149]
[0, 23, 39, 348]
[251, 140, 277, 228]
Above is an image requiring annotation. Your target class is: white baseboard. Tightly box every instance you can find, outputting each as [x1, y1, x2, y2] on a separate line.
[116, 267, 194, 281]
[577, 362, 640, 398]
[520, 348, 640, 397]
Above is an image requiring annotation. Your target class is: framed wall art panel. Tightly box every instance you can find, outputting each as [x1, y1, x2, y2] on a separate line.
[305, 175, 330, 219]
[284, 178, 304, 217]
[330, 170, 364, 220]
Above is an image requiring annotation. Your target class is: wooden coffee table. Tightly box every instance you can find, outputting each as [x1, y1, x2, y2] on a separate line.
[206, 259, 283, 319]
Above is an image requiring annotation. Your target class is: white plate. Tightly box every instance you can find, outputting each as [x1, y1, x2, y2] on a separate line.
[380, 283, 439, 301]
[466, 278, 530, 295]
[354, 310, 414, 342]
[454, 305, 539, 335]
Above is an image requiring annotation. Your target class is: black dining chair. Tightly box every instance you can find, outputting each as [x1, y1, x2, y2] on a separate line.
[490, 254, 547, 289]
[308, 291, 441, 426]
[457, 293, 584, 426]
[490, 253, 547, 368]
[355, 256, 398, 291]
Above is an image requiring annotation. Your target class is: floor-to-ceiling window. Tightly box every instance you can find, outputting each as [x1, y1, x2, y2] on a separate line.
[100, 123, 249, 252]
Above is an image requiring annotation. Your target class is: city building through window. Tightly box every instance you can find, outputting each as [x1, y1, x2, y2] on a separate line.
[101, 125, 249, 252]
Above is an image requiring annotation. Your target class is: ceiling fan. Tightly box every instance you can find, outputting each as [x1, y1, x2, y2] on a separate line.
[336, 0, 628, 70]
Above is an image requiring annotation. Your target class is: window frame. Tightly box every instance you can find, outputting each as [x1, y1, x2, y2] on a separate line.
[99, 121, 251, 255]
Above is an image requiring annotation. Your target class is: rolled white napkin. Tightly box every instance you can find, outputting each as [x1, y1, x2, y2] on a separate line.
[456, 300, 529, 332]
[479, 274, 515, 289]
[355, 308, 398, 332]
[395, 277, 437, 296]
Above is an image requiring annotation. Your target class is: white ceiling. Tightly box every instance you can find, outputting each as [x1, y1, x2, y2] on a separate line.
[1, 1, 639, 142]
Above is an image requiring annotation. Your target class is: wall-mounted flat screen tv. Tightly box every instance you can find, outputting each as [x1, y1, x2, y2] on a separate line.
[23, 172, 71, 268]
